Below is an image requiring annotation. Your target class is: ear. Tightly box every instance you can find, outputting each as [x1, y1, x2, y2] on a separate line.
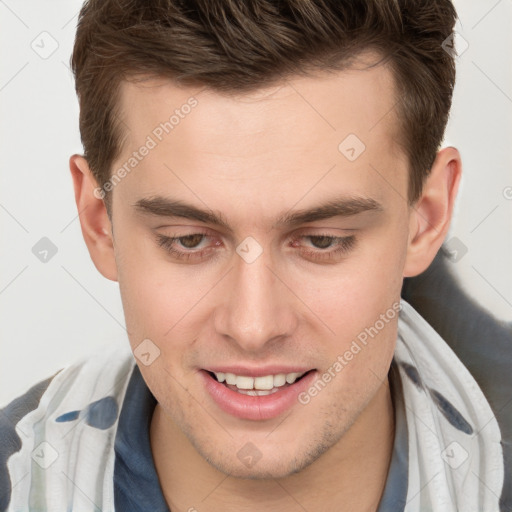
[69, 154, 118, 281]
[403, 146, 462, 277]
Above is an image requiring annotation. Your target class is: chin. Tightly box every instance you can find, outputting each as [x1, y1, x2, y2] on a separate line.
[206, 454, 305, 480]
[194, 431, 337, 480]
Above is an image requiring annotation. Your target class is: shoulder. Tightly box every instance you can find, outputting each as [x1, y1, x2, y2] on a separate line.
[401, 251, 512, 509]
[0, 374, 57, 511]
[0, 346, 136, 512]
[0, 374, 57, 506]
[0, 345, 136, 432]
[402, 247, 512, 407]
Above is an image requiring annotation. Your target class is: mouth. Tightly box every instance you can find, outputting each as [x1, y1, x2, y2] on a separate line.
[201, 368, 317, 421]
[207, 370, 313, 396]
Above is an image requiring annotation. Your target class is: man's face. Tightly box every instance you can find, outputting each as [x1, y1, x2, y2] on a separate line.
[110, 59, 412, 478]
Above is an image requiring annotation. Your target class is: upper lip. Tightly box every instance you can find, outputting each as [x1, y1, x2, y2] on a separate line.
[204, 366, 314, 377]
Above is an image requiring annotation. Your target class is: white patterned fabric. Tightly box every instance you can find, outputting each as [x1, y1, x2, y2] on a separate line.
[4, 300, 505, 511]
[395, 301, 504, 511]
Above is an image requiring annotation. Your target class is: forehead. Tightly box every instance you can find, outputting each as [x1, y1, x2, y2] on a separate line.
[118, 57, 399, 139]
[112, 59, 407, 216]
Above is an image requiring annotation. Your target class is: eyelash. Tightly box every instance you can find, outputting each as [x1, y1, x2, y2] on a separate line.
[155, 231, 356, 263]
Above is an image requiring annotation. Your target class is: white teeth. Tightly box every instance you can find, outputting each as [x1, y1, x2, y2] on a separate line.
[213, 371, 306, 390]
[236, 388, 281, 396]
[273, 373, 286, 387]
[254, 375, 274, 390]
[286, 372, 301, 384]
[225, 373, 237, 385]
[236, 376, 254, 390]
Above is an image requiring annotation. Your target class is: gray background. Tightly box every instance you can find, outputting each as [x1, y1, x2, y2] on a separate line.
[1, 0, 511, 404]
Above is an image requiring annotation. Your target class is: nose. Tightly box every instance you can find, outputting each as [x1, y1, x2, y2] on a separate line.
[213, 245, 298, 353]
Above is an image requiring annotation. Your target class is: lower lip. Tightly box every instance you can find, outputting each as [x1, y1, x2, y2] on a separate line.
[200, 370, 317, 421]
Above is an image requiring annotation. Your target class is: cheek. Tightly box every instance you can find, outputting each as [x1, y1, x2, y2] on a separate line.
[302, 248, 404, 339]
[293, 231, 404, 382]
[116, 233, 208, 339]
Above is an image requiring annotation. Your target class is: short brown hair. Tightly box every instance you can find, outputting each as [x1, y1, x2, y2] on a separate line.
[70, 0, 458, 213]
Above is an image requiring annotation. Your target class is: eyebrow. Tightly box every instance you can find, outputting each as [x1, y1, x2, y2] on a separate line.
[134, 195, 383, 231]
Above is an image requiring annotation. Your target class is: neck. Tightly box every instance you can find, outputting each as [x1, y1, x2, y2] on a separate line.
[150, 379, 395, 512]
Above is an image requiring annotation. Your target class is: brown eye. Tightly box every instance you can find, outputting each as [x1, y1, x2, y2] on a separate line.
[290, 233, 356, 263]
[178, 234, 205, 249]
[155, 232, 221, 264]
[308, 236, 335, 249]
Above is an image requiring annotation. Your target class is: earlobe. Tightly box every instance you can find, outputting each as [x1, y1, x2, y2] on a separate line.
[69, 154, 118, 281]
[403, 146, 462, 278]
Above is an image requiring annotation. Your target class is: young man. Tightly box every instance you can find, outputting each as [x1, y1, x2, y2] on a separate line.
[0, 1, 508, 511]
